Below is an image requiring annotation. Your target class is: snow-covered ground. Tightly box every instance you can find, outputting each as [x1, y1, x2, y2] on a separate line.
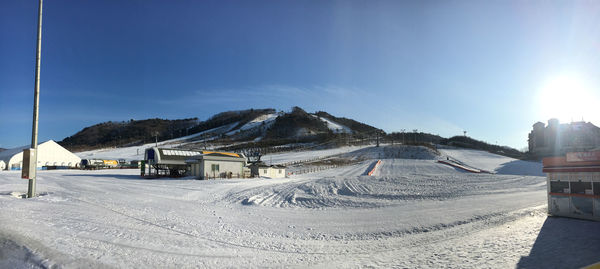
[1, 146, 599, 268]
[439, 148, 544, 176]
[262, 145, 370, 165]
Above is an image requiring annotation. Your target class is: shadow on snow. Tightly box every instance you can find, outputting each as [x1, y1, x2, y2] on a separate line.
[517, 216, 600, 268]
[496, 160, 544, 177]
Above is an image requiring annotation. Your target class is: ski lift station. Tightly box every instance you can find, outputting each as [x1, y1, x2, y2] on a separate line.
[143, 147, 248, 179]
[0, 140, 81, 170]
[543, 150, 600, 221]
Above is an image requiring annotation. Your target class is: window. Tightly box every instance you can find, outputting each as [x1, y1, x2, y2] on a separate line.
[550, 181, 569, 193]
[570, 181, 592, 195]
[264, 169, 267, 174]
[211, 164, 219, 172]
[279, 169, 282, 174]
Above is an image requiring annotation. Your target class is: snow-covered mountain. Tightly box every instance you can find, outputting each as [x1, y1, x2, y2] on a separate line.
[60, 107, 381, 152]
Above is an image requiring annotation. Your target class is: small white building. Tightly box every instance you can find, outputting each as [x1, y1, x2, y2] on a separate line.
[251, 164, 286, 178]
[0, 140, 81, 170]
[186, 151, 247, 180]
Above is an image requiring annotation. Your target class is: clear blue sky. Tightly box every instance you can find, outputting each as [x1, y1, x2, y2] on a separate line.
[2, 0, 600, 149]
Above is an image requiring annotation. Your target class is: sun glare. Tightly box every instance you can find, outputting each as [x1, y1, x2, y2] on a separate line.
[536, 73, 599, 124]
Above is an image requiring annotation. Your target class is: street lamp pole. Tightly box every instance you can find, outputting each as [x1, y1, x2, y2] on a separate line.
[28, 0, 43, 198]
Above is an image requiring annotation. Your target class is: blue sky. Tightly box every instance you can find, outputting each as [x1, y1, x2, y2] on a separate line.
[2, 0, 600, 149]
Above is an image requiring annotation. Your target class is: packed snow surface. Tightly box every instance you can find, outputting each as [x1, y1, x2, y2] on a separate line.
[262, 145, 370, 165]
[1, 146, 598, 268]
[439, 148, 544, 176]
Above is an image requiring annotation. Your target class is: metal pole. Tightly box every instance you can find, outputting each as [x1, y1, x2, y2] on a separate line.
[28, 0, 43, 198]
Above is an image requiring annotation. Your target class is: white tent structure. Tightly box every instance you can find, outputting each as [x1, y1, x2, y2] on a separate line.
[0, 140, 81, 170]
[0, 160, 5, 170]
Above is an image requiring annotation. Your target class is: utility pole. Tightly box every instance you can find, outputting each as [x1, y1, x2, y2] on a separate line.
[376, 131, 380, 147]
[26, 0, 43, 198]
[413, 129, 418, 143]
[401, 129, 405, 144]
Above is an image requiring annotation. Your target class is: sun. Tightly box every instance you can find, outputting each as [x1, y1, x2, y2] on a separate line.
[536, 73, 598, 123]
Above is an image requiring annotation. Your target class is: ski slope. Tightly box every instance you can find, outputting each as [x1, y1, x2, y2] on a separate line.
[439, 148, 544, 176]
[262, 145, 370, 165]
[225, 113, 278, 136]
[316, 116, 352, 134]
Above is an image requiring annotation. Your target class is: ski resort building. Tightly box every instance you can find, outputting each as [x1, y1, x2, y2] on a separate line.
[143, 148, 248, 179]
[143, 148, 202, 177]
[186, 151, 247, 179]
[0, 140, 81, 170]
[249, 164, 287, 178]
[543, 150, 600, 221]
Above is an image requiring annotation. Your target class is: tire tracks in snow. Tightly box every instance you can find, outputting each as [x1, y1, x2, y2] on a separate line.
[67, 196, 354, 256]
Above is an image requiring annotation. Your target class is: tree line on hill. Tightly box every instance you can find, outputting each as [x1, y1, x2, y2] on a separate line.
[60, 118, 199, 152]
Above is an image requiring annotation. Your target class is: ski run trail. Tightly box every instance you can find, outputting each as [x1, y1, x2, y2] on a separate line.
[1, 145, 599, 268]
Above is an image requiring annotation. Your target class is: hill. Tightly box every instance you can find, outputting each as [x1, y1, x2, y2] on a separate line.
[59, 107, 381, 152]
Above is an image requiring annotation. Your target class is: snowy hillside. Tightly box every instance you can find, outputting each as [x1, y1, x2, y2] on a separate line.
[225, 113, 278, 136]
[61, 107, 382, 153]
[439, 148, 544, 176]
[313, 115, 352, 134]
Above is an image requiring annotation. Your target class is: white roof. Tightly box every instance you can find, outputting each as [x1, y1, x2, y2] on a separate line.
[0, 140, 81, 167]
